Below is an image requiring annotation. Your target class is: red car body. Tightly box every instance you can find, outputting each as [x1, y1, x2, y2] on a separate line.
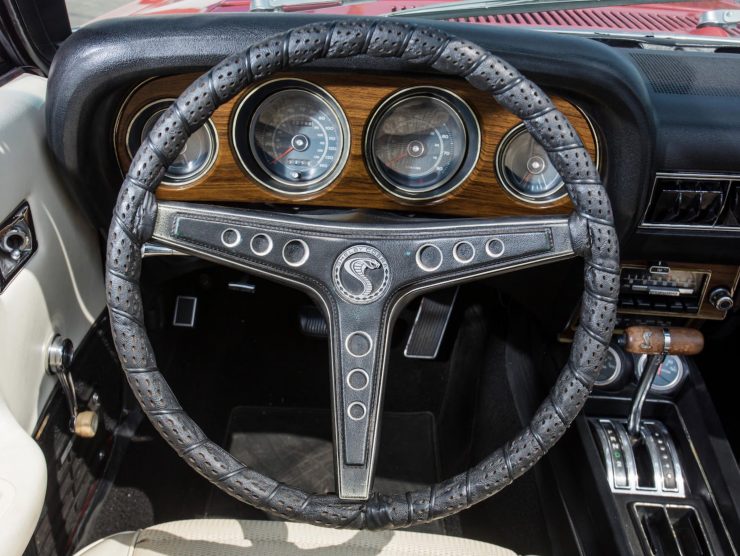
[99, 0, 740, 38]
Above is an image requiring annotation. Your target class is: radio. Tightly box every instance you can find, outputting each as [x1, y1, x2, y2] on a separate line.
[618, 262, 739, 320]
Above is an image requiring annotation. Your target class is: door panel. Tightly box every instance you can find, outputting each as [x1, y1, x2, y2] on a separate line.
[0, 71, 105, 556]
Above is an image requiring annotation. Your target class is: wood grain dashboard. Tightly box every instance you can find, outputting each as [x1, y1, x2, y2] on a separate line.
[114, 72, 601, 218]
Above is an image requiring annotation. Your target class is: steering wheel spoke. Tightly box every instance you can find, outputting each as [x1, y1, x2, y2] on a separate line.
[328, 302, 390, 500]
[153, 202, 577, 294]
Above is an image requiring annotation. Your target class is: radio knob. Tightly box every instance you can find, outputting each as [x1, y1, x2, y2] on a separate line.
[709, 287, 734, 311]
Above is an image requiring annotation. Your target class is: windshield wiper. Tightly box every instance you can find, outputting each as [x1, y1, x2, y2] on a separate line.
[384, 0, 688, 20]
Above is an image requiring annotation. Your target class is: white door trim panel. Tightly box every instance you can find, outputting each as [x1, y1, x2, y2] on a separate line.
[0, 72, 105, 556]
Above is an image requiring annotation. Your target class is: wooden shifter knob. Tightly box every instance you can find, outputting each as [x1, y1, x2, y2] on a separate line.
[621, 326, 704, 356]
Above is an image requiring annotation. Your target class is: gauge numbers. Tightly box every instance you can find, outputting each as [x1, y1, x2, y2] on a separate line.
[251, 90, 342, 187]
[366, 88, 480, 202]
[232, 80, 350, 195]
[372, 96, 465, 191]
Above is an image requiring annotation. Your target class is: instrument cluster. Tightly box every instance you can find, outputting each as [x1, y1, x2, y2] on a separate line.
[124, 78, 597, 206]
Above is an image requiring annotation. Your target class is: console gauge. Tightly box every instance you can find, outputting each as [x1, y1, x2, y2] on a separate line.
[232, 80, 350, 195]
[126, 99, 218, 186]
[636, 354, 687, 395]
[366, 87, 480, 202]
[594, 344, 633, 391]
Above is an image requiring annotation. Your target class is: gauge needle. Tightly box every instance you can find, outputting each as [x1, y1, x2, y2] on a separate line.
[388, 151, 408, 167]
[270, 146, 294, 165]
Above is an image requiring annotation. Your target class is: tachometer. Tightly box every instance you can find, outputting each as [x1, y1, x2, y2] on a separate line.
[232, 80, 350, 195]
[366, 87, 480, 202]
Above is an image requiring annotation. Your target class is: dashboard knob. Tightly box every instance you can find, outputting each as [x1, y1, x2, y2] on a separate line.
[709, 287, 734, 311]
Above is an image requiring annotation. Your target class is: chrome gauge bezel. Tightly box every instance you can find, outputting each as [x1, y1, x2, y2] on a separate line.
[231, 79, 351, 196]
[365, 86, 481, 203]
[126, 98, 219, 187]
[495, 111, 600, 205]
[636, 354, 688, 395]
[594, 345, 623, 388]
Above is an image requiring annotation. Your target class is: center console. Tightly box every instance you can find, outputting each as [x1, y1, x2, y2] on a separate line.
[555, 289, 740, 555]
[582, 392, 739, 556]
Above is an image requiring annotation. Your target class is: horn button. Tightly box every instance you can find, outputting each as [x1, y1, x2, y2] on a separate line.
[332, 245, 391, 305]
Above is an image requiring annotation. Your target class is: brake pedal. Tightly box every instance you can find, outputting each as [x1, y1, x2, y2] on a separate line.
[404, 288, 458, 360]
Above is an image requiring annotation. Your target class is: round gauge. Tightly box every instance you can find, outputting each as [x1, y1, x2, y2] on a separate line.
[366, 87, 480, 202]
[232, 80, 350, 195]
[496, 124, 566, 203]
[636, 354, 687, 395]
[126, 99, 218, 186]
[594, 344, 633, 390]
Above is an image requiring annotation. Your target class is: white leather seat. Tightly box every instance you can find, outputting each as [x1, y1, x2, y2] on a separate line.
[74, 519, 518, 556]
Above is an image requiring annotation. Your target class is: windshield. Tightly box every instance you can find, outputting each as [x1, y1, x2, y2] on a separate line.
[65, 0, 740, 44]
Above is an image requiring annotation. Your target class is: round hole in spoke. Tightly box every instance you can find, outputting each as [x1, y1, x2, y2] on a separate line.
[415, 243, 443, 272]
[347, 402, 367, 421]
[347, 369, 369, 391]
[282, 239, 309, 267]
[221, 228, 241, 248]
[250, 233, 273, 256]
[453, 241, 476, 264]
[485, 238, 505, 258]
[345, 332, 373, 358]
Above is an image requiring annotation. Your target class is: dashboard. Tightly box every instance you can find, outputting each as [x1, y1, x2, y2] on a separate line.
[45, 14, 740, 329]
[114, 72, 598, 218]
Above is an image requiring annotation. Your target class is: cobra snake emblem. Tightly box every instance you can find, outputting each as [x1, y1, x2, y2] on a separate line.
[343, 257, 381, 297]
[640, 330, 653, 350]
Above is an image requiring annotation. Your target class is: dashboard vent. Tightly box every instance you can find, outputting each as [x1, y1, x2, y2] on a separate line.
[642, 173, 740, 231]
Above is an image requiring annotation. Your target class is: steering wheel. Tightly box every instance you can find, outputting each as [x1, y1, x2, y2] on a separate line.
[106, 19, 618, 529]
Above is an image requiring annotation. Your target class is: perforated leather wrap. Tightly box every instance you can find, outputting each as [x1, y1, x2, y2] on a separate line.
[106, 19, 618, 529]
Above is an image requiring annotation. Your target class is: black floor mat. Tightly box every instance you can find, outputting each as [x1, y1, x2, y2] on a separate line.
[205, 407, 461, 536]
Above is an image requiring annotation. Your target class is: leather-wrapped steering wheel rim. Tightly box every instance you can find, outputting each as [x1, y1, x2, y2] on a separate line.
[106, 18, 619, 530]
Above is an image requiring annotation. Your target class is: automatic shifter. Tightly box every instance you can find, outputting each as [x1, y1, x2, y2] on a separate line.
[620, 326, 704, 439]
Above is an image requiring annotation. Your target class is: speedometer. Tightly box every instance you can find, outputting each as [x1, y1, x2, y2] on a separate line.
[232, 80, 350, 195]
[366, 87, 480, 202]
